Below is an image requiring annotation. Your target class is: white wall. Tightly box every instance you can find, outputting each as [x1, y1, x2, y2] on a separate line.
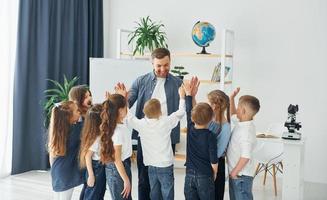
[103, 0, 327, 184]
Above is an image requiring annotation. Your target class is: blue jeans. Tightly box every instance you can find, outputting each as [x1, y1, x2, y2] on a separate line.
[148, 165, 174, 200]
[81, 160, 106, 200]
[184, 169, 215, 200]
[229, 175, 253, 200]
[106, 158, 132, 200]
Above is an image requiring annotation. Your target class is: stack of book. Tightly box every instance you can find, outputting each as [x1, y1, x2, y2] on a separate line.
[211, 63, 231, 82]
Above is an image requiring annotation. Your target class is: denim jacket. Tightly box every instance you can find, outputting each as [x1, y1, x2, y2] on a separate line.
[128, 71, 183, 144]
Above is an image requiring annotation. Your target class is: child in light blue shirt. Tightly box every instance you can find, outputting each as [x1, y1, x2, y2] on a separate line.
[207, 90, 232, 200]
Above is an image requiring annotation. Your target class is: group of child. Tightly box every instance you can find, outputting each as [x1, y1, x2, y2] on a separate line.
[48, 78, 260, 200]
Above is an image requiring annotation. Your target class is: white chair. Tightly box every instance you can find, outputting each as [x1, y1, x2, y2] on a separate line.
[253, 123, 286, 196]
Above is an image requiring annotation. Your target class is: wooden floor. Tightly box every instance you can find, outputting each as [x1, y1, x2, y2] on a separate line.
[0, 162, 326, 200]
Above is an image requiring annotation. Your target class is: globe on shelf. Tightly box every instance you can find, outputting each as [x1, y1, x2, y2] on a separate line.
[192, 21, 216, 54]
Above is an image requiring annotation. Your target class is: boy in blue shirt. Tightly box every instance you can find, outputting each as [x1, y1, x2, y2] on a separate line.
[182, 82, 218, 200]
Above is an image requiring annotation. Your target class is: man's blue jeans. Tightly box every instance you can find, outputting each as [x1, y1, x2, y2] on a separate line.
[184, 169, 215, 200]
[148, 165, 174, 200]
[229, 175, 254, 200]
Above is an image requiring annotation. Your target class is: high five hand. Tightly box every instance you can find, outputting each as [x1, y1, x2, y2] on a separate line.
[114, 82, 128, 98]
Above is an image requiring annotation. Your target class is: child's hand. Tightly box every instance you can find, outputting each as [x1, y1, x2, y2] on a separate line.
[213, 172, 217, 181]
[105, 91, 111, 100]
[179, 86, 186, 99]
[183, 82, 192, 96]
[115, 82, 128, 98]
[121, 179, 131, 198]
[87, 175, 95, 187]
[190, 76, 200, 96]
[229, 169, 238, 179]
[230, 87, 240, 99]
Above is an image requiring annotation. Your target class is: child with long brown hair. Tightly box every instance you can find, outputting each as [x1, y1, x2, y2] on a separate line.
[48, 101, 83, 200]
[69, 85, 92, 119]
[100, 94, 132, 200]
[79, 104, 106, 200]
[207, 90, 231, 200]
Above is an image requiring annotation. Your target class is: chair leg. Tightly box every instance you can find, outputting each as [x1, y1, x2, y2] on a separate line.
[254, 163, 261, 176]
[263, 164, 268, 185]
[280, 161, 283, 171]
[272, 164, 277, 196]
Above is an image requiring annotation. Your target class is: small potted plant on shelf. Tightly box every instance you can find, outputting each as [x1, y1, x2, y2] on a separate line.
[171, 66, 189, 80]
[128, 16, 168, 56]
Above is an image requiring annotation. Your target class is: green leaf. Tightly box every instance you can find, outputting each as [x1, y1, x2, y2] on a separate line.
[129, 16, 167, 55]
[42, 75, 80, 128]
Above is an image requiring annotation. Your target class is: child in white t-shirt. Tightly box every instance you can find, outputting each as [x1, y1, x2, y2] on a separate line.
[79, 104, 106, 200]
[100, 94, 133, 200]
[227, 87, 260, 200]
[116, 83, 185, 200]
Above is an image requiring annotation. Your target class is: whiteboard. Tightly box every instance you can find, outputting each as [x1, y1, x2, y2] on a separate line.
[89, 58, 152, 103]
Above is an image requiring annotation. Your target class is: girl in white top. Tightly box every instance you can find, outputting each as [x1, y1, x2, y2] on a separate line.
[100, 93, 132, 200]
[79, 104, 106, 200]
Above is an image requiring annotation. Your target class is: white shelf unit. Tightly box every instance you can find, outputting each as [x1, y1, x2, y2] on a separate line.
[116, 28, 234, 92]
[117, 28, 235, 165]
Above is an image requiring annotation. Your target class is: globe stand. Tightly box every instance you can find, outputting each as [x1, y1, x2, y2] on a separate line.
[197, 46, 210, 54]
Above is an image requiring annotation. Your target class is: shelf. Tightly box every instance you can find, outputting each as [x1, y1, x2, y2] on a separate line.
[184, 80, 232, 85]
[120, 52, 233, 59]
[175, 153, 186, 161]
[172, 52, 233, 58]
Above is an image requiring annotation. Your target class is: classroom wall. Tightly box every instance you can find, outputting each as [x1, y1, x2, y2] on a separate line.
[103, 0, 327, 184]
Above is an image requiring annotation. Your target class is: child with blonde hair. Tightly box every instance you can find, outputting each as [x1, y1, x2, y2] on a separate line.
[115, 83, 186, 200]
[227, 87, 260, 200]
[182, 80, 218, 200]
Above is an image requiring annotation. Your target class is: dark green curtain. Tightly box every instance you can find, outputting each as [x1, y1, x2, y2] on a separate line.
[12, 0, 103, 174]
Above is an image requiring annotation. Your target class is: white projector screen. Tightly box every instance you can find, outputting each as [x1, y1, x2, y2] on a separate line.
[89, 58, 152, 104]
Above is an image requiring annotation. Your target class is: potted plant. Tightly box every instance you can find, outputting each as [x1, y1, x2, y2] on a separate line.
[128, 16, 168, 56]
[171, 66, 189, 80]
[43, 75, 79, 128]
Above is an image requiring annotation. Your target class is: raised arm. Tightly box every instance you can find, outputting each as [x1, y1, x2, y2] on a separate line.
[230, 87, 240, 115]
[166, 86, 186, 129]
[124, 111, 144, 132]
[190, 76, 200, 107]
[183, 82, 194, 131]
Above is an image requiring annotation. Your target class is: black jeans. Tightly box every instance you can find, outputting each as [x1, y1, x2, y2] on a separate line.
[137, 137, 150, 200]
[214, 157, 226, 200]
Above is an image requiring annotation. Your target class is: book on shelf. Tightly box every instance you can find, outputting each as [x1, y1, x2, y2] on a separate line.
[211, 63, 231, 82]
[256, 133, 279, 138]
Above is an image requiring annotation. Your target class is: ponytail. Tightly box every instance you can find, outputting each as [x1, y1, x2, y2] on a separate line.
[99, 100, 116, 164]
[48, 101, 75, 156]
[79, 104, 102, 168]
[208, 90, 231, 124]
[99, 94, 127, 164]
